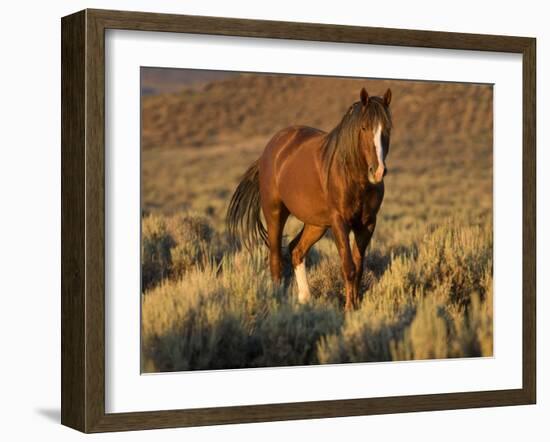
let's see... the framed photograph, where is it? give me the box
[61,9,536,433]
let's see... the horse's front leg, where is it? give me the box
[351,218,377,302]
[331,215,357,311]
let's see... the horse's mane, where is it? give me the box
[321,97,392,184]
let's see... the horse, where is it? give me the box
[227,88,392,310]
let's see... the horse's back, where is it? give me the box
[259,125,324,179]
[263,125,325,156]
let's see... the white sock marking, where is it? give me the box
[294,261,311,303]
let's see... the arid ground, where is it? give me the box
[140,69,493,372]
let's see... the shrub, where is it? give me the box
[141,267,250,371]
[412,221,493,307]
[253,303,343,367]
[141,247,281,371]
[317,303,415,364]
[390,296,449,360]
[142,214,174,290]
[141,213,216,291]
[166,213,214,278]
[144,302,249,371]
[308,256,375,306]
[317,221,493,364]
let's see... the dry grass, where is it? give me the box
[140,71,493,372]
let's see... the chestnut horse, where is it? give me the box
[227,88,392,310]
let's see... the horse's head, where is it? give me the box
[358,88,392,184]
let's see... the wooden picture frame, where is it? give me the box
[61,8,536,433]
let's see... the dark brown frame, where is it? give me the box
[61,8,536,433]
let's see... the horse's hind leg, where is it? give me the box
[263,201,289,285]
[289,224,327,303]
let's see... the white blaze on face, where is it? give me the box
[294,261,311,303]
[373,123,385,181]
[374,123,384,168]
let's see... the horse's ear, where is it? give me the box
[383,88,392,106]
[360,88,369,106]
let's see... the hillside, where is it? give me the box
[141,67,235,95]
[141,72,492,152]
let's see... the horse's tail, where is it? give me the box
[226,160,268,251]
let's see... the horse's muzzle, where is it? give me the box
[374,164,388,183]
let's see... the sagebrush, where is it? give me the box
[142,215,492,372]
